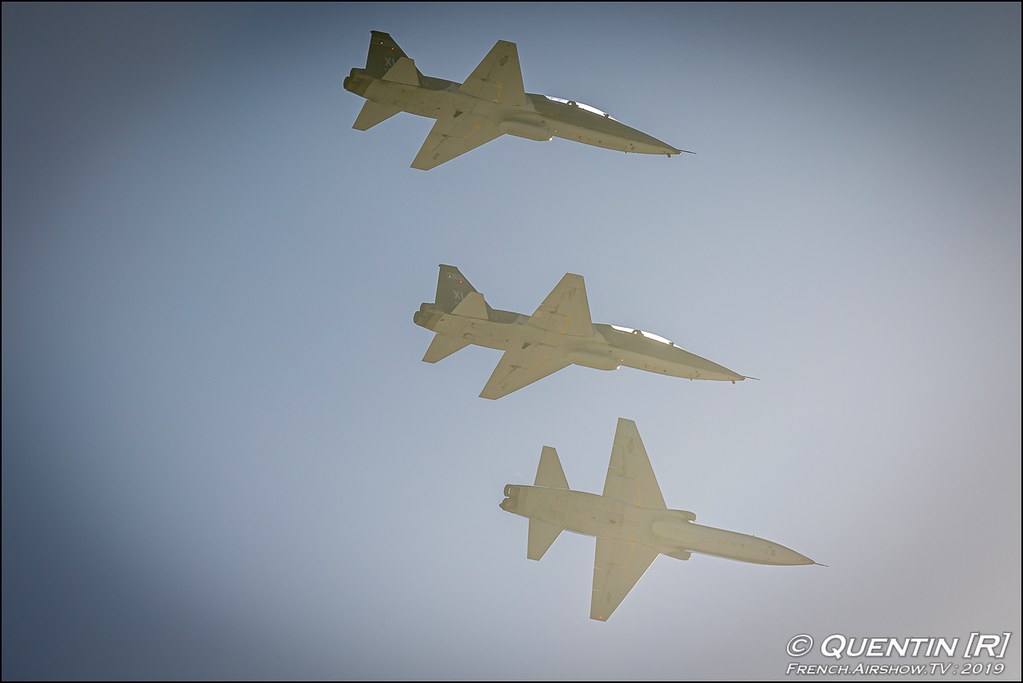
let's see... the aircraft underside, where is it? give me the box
[345,34,683,168]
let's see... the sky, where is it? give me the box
[2,3,1020,680]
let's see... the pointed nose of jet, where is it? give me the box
[639,134,684,156]
[616,121,686,156]
[780,548,815,566]
[640,135,691,157]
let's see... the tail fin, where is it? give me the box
[365,31,421,81]
[435,264,479,313]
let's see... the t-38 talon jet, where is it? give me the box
[413,265,751,399]
[501,418,819,620]
[343,31,688,169]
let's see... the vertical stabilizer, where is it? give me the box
[435,265,479,313]
[364,31,421,80]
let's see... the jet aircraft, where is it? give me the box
[343,31,687,169]
[414,265,750,399]
[501,418,818,621]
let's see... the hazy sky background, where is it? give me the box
[3,3,1020,680]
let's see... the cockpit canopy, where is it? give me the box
[608,324,678,347]
[543,95,616,120]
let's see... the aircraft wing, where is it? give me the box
[479,343,569,400]
[459,40,527,106]
[526,273,593,337]
[602,418,666,509]
[411,113,503,170]
[590,537,659,621]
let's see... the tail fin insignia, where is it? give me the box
[365,31,418,79]
[435,264,479,313]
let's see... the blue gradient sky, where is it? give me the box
[3,4,1020,680]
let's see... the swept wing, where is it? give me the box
[479,343,569,400]
[526,273,592,337]
[458,40,527,106]
[411,114,503,170]
[591,420,664,620]
[590,538,659,621]
[602,418,666,509]
[477,274,594,398]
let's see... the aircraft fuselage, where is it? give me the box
[414,302,744,382]
[345,68,682,156]
[501,484,813,566]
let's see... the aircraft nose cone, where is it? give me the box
[648,137,683,156]
[619,123,685,156]
[646,136,689,157]
[775,546,814,565]
[782,548,815,565]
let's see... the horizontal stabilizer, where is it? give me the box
[353,100,400,131]
[383,57,420,86]
[535,446,569,489]
[450,291,488,319]
[422,335,470,364]
[527,519,563,561]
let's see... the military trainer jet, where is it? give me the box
[501,418,818,620]
[343,31,687,169]
[413,265,750,399]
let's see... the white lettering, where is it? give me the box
[820,634,846,660]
